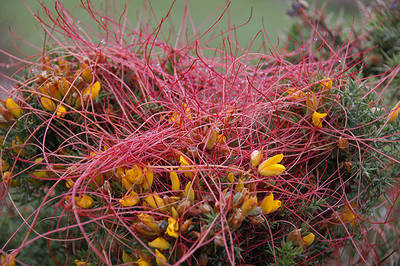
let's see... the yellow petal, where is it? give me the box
[250,150,263,168]
[321,76,332,90]
[75,194,94,209]
[166,217,179,238]
[1,254,15,266]
[155,249,168,265]
[136,257,152,266]
[241,195,258,216]
[148,237,171,250]
[306,91,318,111]
[121,177,133,190]
[388,100,400,123]
[205,127,218,150]
[179,155,193,179]
[183,182,195,202]
[171,207,179,219]
[170,170,180,191]
[258,154,284,170]
[142,165,154,191]
[80,63,93,83]
[83,81,101,100]
[125,165,143,184]
[144,195,165,209]
[119,191,139,207]
[41,97,57,112]
[57,105,67,117]
[260,193,281,214]
[302,233,315,246]
[312,111,327,128]
[258,164,286,177]
[138,214,159,232]
[122,250,134,263]
[235,178,244,192]
[226,172,235,183]
[5,98,23,118]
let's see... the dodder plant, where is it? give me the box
[0,1,399,265]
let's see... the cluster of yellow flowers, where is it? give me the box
[0,59,102,127]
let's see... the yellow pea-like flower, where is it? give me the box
[226,172,235,183]
[144,195,165,210]
[170,170,180,191]
[125,165,143,184]
[250,150,263,168]
[166,217,179,238]
[138,213,159,232]
[302,233,315,246]
[148,237,171,250]
[321,76,332,90]
[83,81,101,100]
[57,105,67,117]
[306,91,318,111]
[5,98,23,118]
[205,127,218,150]
[75,194,94,209]
[119,191,139,207]
[286,87,306,100]
[1,254,16,266]
[260,192,281,214]
[155,249,167,265]
[179,155,194,179]
[41,97,57,112]
[388,100,400,123]
[1,159,10,171]
[80,63,93,83]
[258,154,285,177]
[312,111,327,128]
[183,181,195,202]
[142,165,154,191]
[241,195,258,216]
[235,178,244,192]
[136,256,152,266]
[171,207,179,219]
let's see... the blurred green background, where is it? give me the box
[0,1,360,88]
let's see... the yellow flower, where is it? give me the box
[166,217,179,238]
[119,191,139,207]
[138,213,159,232]
[260,192,281,214]
[205,127,218,150]
[142,165,154,191]
[155,249,168,265]
[171,207,179,219]
[235,178,244,192]
[286,87,306,100]
[250,150,263,168]
[388,100,400,123]
[312,111,327,128]
[321,76,332,90]
[301,233,315,246]
[183,181,195,202]
[136,256,152,266]
[5,98,23,118]
[336,205,357,226]
[1,254,16,266]
[217,133,226,144]
[169,103,191,125]
[57,105,67,117]
[170,170,180,191]
[144,194,165,210]
[1,159,10,171]
[258,154,285,177]
[75,260,91,266]
[41,97,57,112]
[121,177,133,190]
[75,194,94,209]
[148,237,171,250]
[226,172,235,183]
[306,91,318,111]
[241,195,258,216]
[125,165,143,184]
[65,179,75,188]
[82,81,101,100]
[79,63,93,83]
[178,155,194,179]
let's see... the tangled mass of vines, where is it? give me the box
[1,1,400,265]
